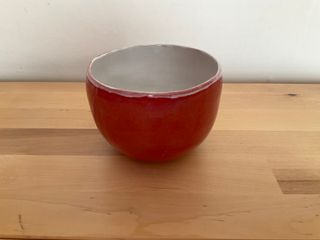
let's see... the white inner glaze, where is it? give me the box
[91,45,219,92]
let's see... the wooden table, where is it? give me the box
[0,82,319,240]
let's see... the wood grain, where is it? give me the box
[0,82,320,240]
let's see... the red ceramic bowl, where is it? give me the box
[87,45,222,162]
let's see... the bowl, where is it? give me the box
[86,45,222,162]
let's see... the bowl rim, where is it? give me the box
[87,44,222,98]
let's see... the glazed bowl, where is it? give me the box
[86,45,222,162]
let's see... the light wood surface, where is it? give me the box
[0,82,319,240]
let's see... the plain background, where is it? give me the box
[0,0,320,82]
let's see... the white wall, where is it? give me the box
[0,0,320,82]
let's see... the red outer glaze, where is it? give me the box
[86,76,222,162]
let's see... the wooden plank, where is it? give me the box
[0,82,320,240]
[215,109,320,131]
[0,193,319,239]
[0,82,88,109]
[0,108,95,129]
[0,83,320,131]
[0,154,319,239]
[0,82,94,129]
[0,130,320,238]
[0,129,112,156]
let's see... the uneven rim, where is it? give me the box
[87,44,222,98]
